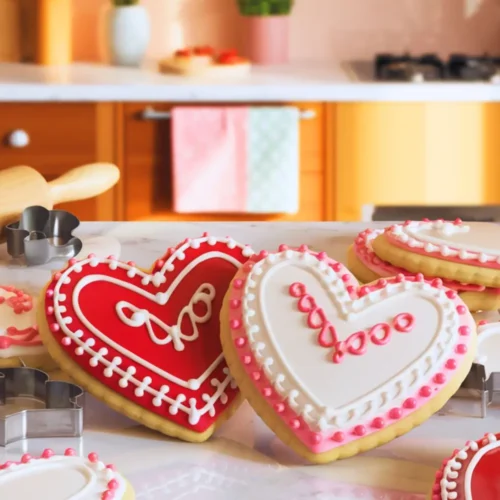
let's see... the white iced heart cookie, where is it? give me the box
[221,246,477,463]
[0,448,134,500]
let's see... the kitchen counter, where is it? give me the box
[1,221,499,499]
[1,61,500,102]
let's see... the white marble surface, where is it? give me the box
[0,61,500,102]
[0,221,499,500]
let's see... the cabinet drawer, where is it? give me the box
[0,103,117,221]
[0,103,98,172]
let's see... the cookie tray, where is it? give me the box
[0,367,84,446]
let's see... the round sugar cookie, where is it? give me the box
[220,245,477,464]
[347,228,500,312]
[430,432,500,499]
[0,285,56,370]
[0,448,134,499]
[372,220,500,288]
[474,319,500,377]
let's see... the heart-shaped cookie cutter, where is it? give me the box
[0,367,84,446]
[4,205,83,266]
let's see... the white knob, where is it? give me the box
[8,129,30,148]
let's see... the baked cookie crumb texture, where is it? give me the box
[222,245,476,463]
[0,448,133,500]
[432,432,500,499]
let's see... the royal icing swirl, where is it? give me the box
[0,449,126,500]
[354,228,500,294]
[0,285,44,359]
[433,432,500,499]
[44,235,253,432]
[227,245,475,454]
[384,219,500,269]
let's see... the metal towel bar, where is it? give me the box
[140,106,316,121]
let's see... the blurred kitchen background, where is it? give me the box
[2,0,500,223]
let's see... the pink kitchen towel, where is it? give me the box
[171,106,249,213]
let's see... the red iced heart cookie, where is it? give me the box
[39,235,254,442]
[432,432,500,499]
[221,245,476,463]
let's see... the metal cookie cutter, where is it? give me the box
[453,363,500,418]
[4,205,83,266]
[0,367,84,446]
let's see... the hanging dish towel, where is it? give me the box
[247,107,300,214]
[171,106,248,213]
[171,106,300,213]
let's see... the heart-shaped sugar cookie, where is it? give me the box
[221,246,476,463]
[432,432,500,499]
[38,235,253,442]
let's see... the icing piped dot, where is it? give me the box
[455,344,467,354]
[389,408,402,419]
[229,319,241,330]
[353,425,366,436]
[233,279,244,289]
[420,386,432,397]
[234,337,246,347]
[310,433,322,444]
[459,326,471,336]
[434,373,446,384]
[332,432,345,442]
[372,417,385,429]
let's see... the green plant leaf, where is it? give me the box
[236,0,294,16]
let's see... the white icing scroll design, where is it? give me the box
[116,283,216,351]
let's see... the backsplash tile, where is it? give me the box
[72,0,500,63]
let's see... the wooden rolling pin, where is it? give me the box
[0,163,120,235]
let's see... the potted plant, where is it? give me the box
[236,0,295,65]
[105,0,151,67]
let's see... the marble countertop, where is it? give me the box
[1,221,499,499]
[1,61,499,103]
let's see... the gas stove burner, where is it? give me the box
[448,53,500,81]
[375,53,445,82]
[374,53,500,82]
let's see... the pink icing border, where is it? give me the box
[355,228,500,295]
[385,219,500,271]
[227,245,475,455]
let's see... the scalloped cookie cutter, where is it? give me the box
[0,367,84,446]
[4,205,82,266]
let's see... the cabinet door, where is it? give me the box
[0,103,117,221]
[334,103,490,221]
[121,102,328,221]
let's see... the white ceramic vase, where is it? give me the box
[106,5,150,67]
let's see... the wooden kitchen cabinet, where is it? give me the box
[119,102,330,222]
[333,102,500,221]
[0,103,118,221]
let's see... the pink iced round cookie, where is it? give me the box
[431,432,500,499]
[0,285,50,368]
[0,448,134,499]
[221,245,477,464]
[372,219,500,288]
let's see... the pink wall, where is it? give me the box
[72,0,500,63]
